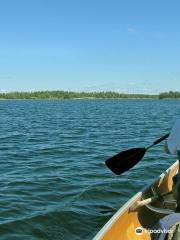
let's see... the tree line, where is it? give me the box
[159,91,180,99]
[0,91,179,99]
[0,91,158,99]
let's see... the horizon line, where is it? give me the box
[0,90,176,95]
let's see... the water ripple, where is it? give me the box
[0,99,178,239]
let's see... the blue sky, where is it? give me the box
[0,0,180,93]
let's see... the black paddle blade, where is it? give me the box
[105,148,146,175]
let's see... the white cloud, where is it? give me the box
[127,27,137,33]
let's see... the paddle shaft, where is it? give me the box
[146,133,170,151]
[130,191,172,211]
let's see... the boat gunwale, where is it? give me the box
[93,192,142,239]
[93,160,178,240]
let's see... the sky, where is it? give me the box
[0,0,180,94]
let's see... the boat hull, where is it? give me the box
[93,161,179,240]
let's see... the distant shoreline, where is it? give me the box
[0,97,159,100]
[0,91,179,99]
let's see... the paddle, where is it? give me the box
[105,133,170,175]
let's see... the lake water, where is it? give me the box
[0,99,179,240]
